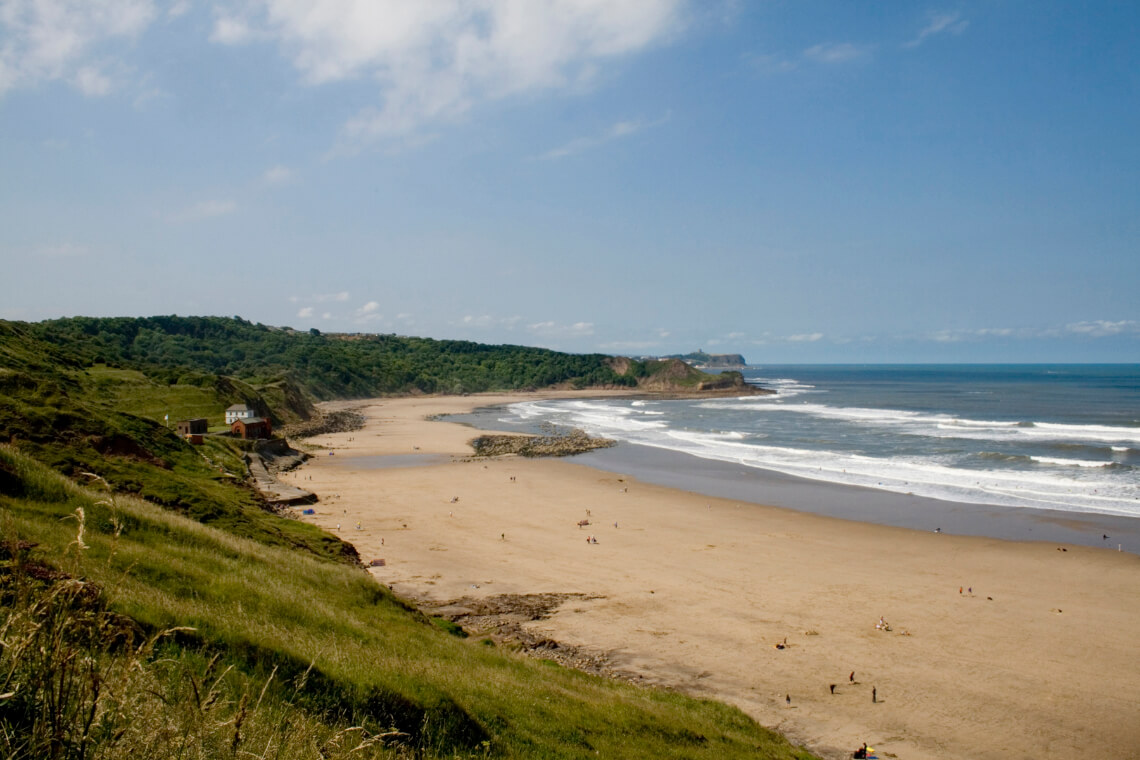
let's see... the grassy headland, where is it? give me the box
[0,317,813,759]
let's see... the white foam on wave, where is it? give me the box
[1112,446,1131,452]
[693,399,1140,446]
[748,377,819,399]
[506,399,1140,518]
[1030,456,1114,468]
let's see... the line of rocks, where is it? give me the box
[279,408,366,440]
[469,428,616,458]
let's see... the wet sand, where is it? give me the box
[283,393,1140,760]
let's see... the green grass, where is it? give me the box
[1,318,815,758]
[1,447,818,759]
[80,365,227,426]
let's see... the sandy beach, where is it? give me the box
[282,393,1140,760]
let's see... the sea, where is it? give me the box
[451,365,1140,548]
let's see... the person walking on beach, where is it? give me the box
[850,671,855,682]
[872,687,877,703]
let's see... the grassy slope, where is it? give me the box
[1,318,817,758]
[1,447,816,759]
[0,323,354,564]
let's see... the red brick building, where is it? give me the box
[232,416,272,439]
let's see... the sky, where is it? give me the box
[1,1,1138,363]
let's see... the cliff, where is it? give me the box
[607,358,769,396]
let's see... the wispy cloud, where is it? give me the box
[456,314,522,330]
[74,65,113,96]
[209,13,260,45]
[0,0,156,97]
[528,320,594,337]
[928,321,1139,342]
[262,165,293,185]
[166,198,237,222]
[747,41,870,74]
[1063,320,1139,338]
[742,51,798,74]
[297,306,314,318]
[210,1,687,147]
[929,327,1018,343]
[785,332,824,343]
[802,42,869,64]
[539,114,669,160]
[903,12,969,49]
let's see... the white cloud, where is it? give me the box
[73,64,112,95]
[928,321,1139,343]
[461,314,497,328]
[297,306,314,318]
[743,51,797,74]
[167,198,237,222]
[349,300,384,323]
[802,42,867,64]
[0,0,156,97]
[168,0,190,18]
[262,164,293,184]
[903,12,969,49]
[213,0,687,144]
[528,320,594,337]
[210,13,258,44]
[455,314,521,330]
[785,332,823,343]
[540,113,669,160]
[1064,320,1138,338]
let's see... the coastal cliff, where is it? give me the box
[606,357,769,396]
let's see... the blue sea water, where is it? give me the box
[480,365,1140,519]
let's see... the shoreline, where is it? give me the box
[449,403,1140,553]
[283,392,1140,760]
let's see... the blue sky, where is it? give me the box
[1,1,1137,362]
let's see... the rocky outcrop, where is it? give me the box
[279,408,366,439]
[469,428,616,457]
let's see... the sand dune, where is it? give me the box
[284,393,1140,760]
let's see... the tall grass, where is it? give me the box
[1,447,817,759]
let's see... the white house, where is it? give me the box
[225,403,256,425]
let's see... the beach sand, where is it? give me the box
[283,393,1140,760]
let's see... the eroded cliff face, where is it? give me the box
[602,358,769,396]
